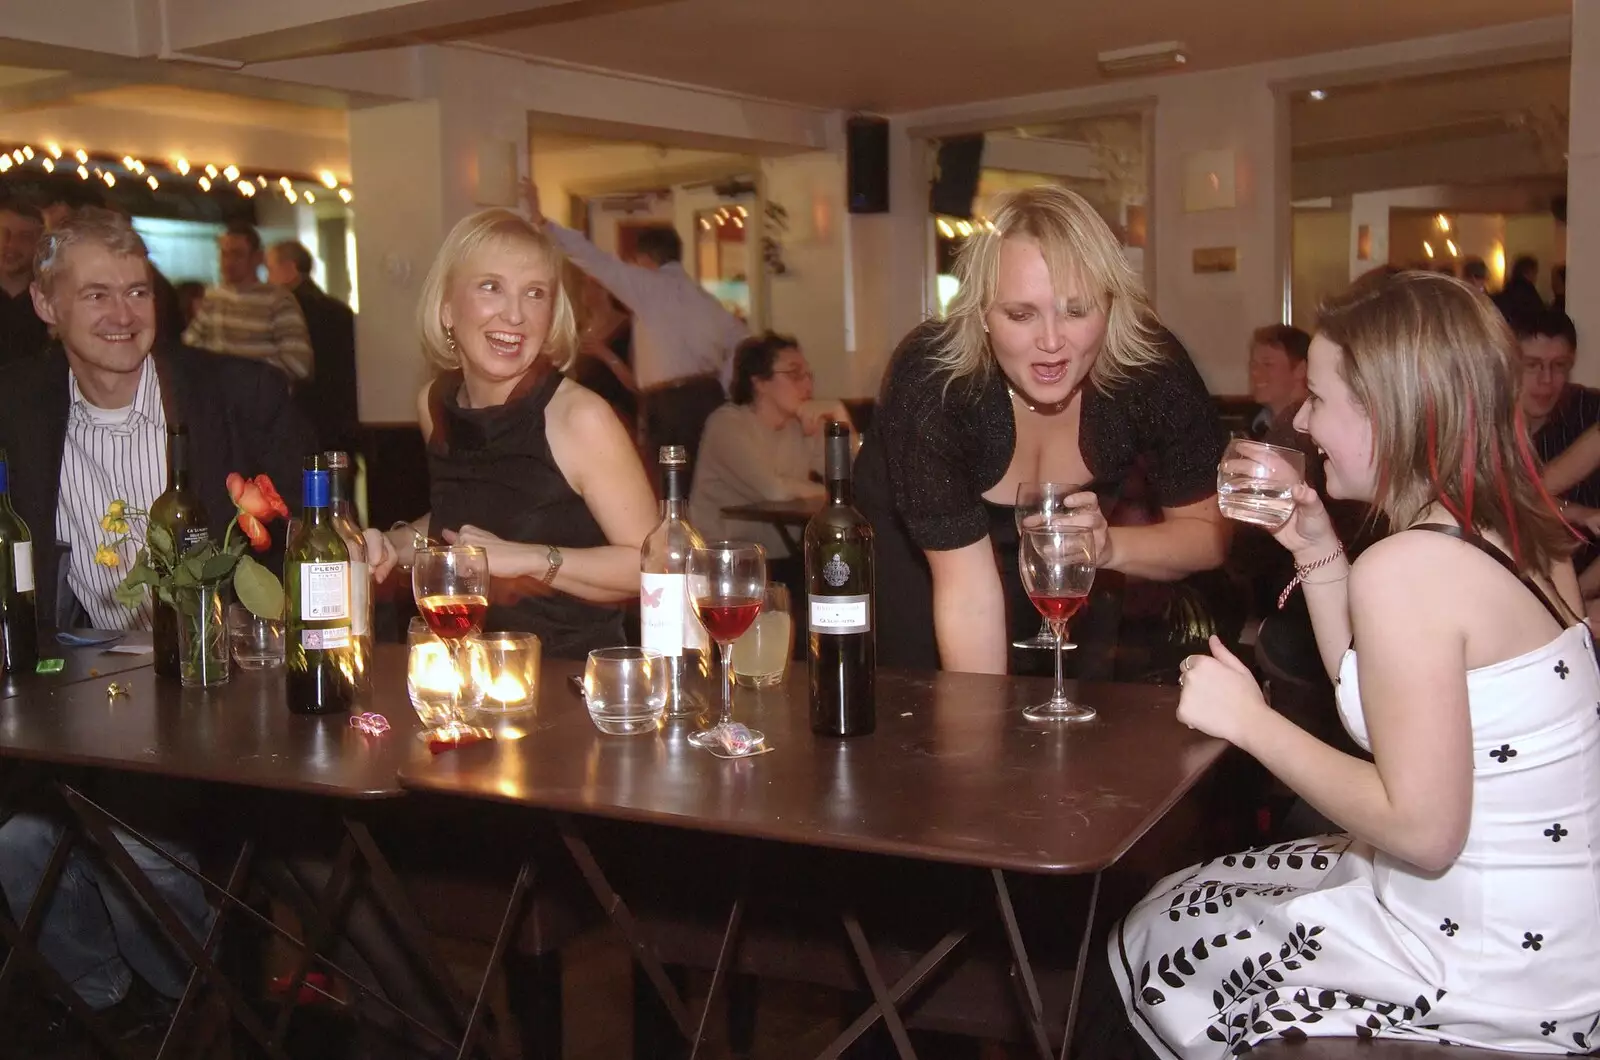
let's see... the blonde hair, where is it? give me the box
[416,208,578,373]
[934,185,1161,390]
[34,207,149,297]
[1316,270,1571,574]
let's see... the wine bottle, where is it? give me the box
[805,421,874,736]
[0,449,38,675]
[285,455,355,715]
[148,425,209,678]
[639,445,708,716]
[325,450,372,682]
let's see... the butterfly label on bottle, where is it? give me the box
[301,626,350,650]
[640,572,705,655]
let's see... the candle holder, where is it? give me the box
[468,633,541,739]
[406,618,487,744]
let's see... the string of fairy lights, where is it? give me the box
[0,141,352,205]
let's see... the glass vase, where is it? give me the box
[177,580,231,688]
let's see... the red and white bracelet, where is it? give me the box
[1277,544,1347,610]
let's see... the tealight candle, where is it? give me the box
[472,633,540,716]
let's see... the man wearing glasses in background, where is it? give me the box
[1519,310,1599,562]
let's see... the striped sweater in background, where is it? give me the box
[182,283,314,381]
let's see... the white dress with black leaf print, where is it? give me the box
[1112,622,1600,1057]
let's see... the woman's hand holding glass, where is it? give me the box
[1054,491,1113,569]
[1269,481,1342,561]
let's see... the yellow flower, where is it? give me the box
[93,545,120,569]
[100,514,116,532]
[105,499,127,520]
[111,519,130,535]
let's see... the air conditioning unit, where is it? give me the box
[1098,41,1188,78]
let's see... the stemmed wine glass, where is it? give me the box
[687,541,767,753]
[1013,482,1090,650]
[1018,526,1098,723]
[411,545,491,740]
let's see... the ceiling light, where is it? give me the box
[198,175,212,191]
[42,158,53,172]
[0,158,10,173]
[204,164,218,179]
[175,157,190,175]
[1436,214,1451,232]
[303,191,315,204]
[74,149,87,163]
[937,218,955,238]
[46,142,61,159]
[285,188,297,204]
[147,175,159,190]
[1097,41,1188,78]
[1423,241,1435,259]
[1308,89,1327,102]
[21,146,33,160]
[223,164,239,182]
[320,170,338,189]
[238,180,255,197]
[337,188,352,203]
[1446,239,1459,257]
[103,172,115,187]
[77,165,88,180]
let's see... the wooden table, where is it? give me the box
[0,630,155,700]
[401,659,1227,1059]
[0,645,519,1060]
[720,497,824,553]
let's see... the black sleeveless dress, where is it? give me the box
[427,367,625,659]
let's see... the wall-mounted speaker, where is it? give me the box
[847,116,890,215]
[930,135,984,219]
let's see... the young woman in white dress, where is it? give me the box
[1110,270,1600,1058]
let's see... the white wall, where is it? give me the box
[1347,193,1391,281]
[348,99,445,423]
[761,151,855,396]
[1291,208,1351,330]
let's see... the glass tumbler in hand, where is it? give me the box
[687,541,767,752]
[1018,526,1098,723]
[1216,439,1306,531]
[1013,481,1091,650]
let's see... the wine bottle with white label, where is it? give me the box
[285,455,355,715]
[640,445,708,716]
[0,449,38,675]
[325,450,372,682]
[805,421,874,736]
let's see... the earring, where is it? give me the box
[982,321,990,334]
[445,326,460,356]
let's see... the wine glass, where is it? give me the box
[1018,526,1098,723]
[412,545,489,661]
[1216,439,1305,531]
[1013,482,1091,650]
[686,541,767,753]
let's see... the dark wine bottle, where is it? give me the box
[805,421,874,736]
[149,425,209,678]
[0,449,39,675]
[285,455,356,715]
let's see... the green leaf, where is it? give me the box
[233,555,285,622]
[147,523,175,564]
[170,561,199,589]
[201,553,239,582]
[113,580,147,609]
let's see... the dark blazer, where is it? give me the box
[291,281,359,454]
[0,343,317,628]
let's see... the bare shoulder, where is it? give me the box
[1348,532,1463,614]
[549,376,623,435]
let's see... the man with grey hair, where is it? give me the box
[0,207,316,1027]
[267,238,358,452]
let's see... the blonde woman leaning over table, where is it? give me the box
[373,208,656,658]
[1095,271,1600,1060]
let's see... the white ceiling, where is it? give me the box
[470,0,1572,112]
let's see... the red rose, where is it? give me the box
[227,473,290,553]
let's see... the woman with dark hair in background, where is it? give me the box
[690,332,854,561]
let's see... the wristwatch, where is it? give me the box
[542,545,563,585]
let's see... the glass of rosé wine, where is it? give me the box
[1018,526,1098,723]
[412,544,490,675]
[686,541,767,754]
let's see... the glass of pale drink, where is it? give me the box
[731,582,792,688]
[1217,439,1306,530]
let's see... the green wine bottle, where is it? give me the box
[0,449,39,675]
[285,455,355,715]
[148,425,209,678]
[325,451,372,682]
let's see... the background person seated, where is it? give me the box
[690,332,854,561]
